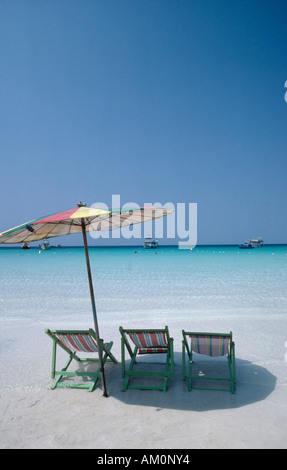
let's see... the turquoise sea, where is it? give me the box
[0,244,287,391]
[1,244,286,323]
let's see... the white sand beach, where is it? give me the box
[1,0,286,452]
[1,316,286,450]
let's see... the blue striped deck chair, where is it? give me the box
[45,329,117,392]
[182,331,236,393]
[119,326,174,392]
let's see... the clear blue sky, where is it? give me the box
[0,0,286,245]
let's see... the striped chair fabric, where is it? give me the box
[53,332,100,353]
[127,331,168,354]
[189,334,230,357]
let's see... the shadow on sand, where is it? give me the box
[100,351,277,412]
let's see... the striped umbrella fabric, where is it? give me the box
[0,205,173,244]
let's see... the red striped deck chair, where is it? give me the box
[119,326,174,392]
[45,329,117,392]
[182,331,236,393]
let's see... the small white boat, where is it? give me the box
[143,238,158,249]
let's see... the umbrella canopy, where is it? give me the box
[0,203,174,396]
[0,205,173,244]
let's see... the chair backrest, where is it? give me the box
[186,332,232,357]
[51,331,99,353]
[122,327,170,354]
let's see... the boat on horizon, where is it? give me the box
[143,238,158,249]
[21,242,30,249]
[238,242,254,249]
[239,237,264,249]
[39,241,51,250]
[247,237,264,247]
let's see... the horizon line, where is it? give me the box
[1,243,287,248]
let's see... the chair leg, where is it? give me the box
[163,349,171,392]
[232,343,236,384]
[188,357,192,391]
[123,351,137,391]
[88,372,101,392]
[51,353,74,389]
[121,337,126,379]
[229,341,236,393]
[182,342,186,380]
[187,349,193,391]
[103,341,117,364]
[228,355,234,394]
[51,341,57,379]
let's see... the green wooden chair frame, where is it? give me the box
[119,326,174,392]
[45,328,117,392]
[182,330,236,393]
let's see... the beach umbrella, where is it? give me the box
[0,202,174,396]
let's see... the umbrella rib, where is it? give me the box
[9,226,36,243]
[38,222,70,238]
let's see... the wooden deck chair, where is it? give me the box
[182,330,236,393]
[45,329,117,392]
[119,326,174,392]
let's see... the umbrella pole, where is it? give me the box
[81,221,108,397]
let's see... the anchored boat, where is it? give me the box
[247,237,264,247]
[21,242,30,249]
[143,238,158,249]
[239,242,254,249]
[239,237,263,249]
[39,241,51,250]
